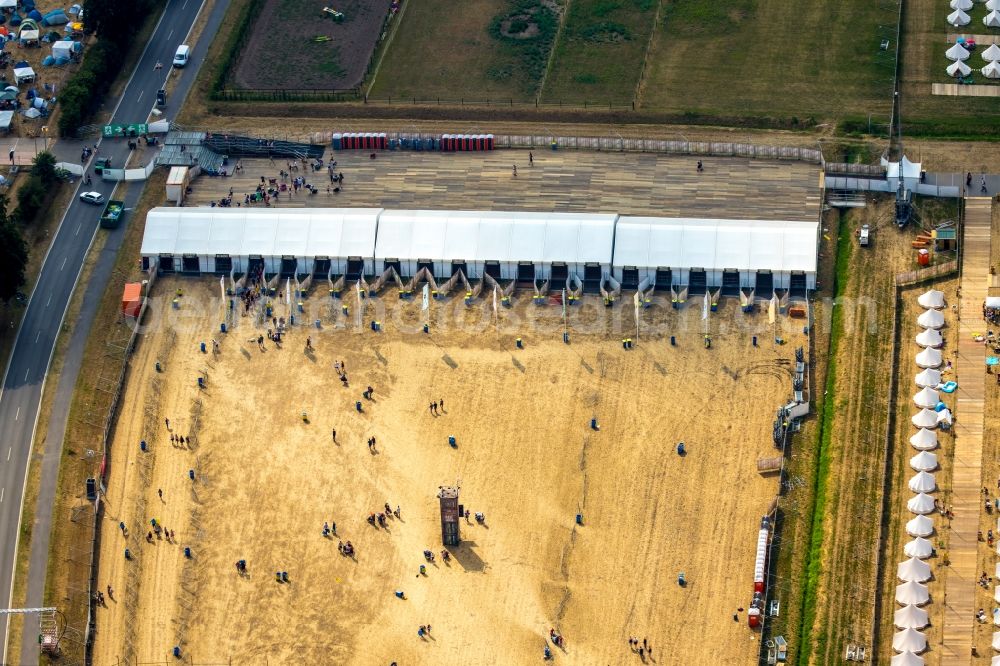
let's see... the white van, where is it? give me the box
[172,45,190,68]
[859,224,870,247]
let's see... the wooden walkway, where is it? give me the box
[932,83,1000,98]
[940,197,992,664]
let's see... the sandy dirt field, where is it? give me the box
[91,277,806,665]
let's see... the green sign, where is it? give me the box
[102,123,148,137]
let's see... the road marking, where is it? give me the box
[60,257,67,271]
[6,447,10,461]
[45,294,51,307]
[1,488,4,503]
[34,331,40,344]
[75,223,81,236]
[136,90,143,103]
[23,369,28,382]
[167,29,174,40]
[13,408,17,421]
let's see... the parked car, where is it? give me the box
[79,191,104,205]
[173,45,190,67]
[859,224,870,247]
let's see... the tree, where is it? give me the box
[15,177,46,225]
[83,0,157,41]
[31,151,57,186]
[0,194,27,302]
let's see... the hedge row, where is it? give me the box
[57,39,121,137]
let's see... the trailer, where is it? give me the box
[100,199,125,229]
[165,166,190,204]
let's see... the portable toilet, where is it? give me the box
[332,133,342,150]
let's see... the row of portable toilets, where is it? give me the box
[332,133,495,152]
[893,289,950,666]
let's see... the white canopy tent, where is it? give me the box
[946,42,971,61]
[907,493,936,514]
[891,652,925,666]
[892,627,928,653]
[897,557,932,583]
[896,580,930,605]
[915,328,943,348]
[0,0,14,8]
[913,387,940,409]
[917,289,945,309]
[906,514,934,537]
[909,451,938,472]
[984,44,1000,61]
[984,61,1000,79]
[937,408,953,426]
[909,428,938,451]
[911,409,939,428]
[986,10,1000,27]
[915,348,942,368]
[904,537,934,559]
[948,9,971,26]
[895,604,930,630]
[908,471,937,493]
[951,0,973,9]
[947,59,972,77]
[914,368,941,388]
[917,309,945,329]
[610,217,819,291]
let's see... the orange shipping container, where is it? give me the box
[121,283,142,318]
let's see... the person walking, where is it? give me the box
[332,428,337,443]
[529,152,533,166]
[439,398,444,412]
[512,164,518,177]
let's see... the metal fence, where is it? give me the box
[825,163,887,178]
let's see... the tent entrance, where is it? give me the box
[550,262,568,283]
[721,270,740,297]
[181,255,199,274]
[789,272,807,297]
[141,257,150,272]
[583,263,602,293]
[484,261,501,280]
[688,269,707,296]
[517,262,535,281]
[451,260,467,277]
[214,255,232,274]
[313,258,331,277]
[620,266,639,290]
[159,254,175,273]
[417,260,434,277]
[346,257,365,281]
[755,271,773,295]
[383,259,402,277]
[655,268,672,289]
[280,256,297,278]
[247,256,264,278]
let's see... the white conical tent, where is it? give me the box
[951,0,973,9]
[897,557,932,583]
[984,44,1000,61]
[915,348,942,368]
[906,514,934,537]
[992,656,1000,666]
[909,471,936,493]
[905,537,934,559]
[986,10,1000,27]
[917,289,945,308]
[910,428,938,450]
[915,328,943,348]
[914,368,941,388]
[993,631,1000,650]
[893,627,928,653]
[937,408,953,426]
[894,604,929,629]
[995,585,1000,603]
[917,309,945,329]
[913,387,940,408]
[891,652,925,666]
[946,42,971,61]
[896,580,930,605]
[989,0,1000,11]
[912,409,939,428]
[984,60,1000,79]
[948,9,971,26]
[909,451,938,472]
[907,492,936,514]
[948,60,973,77]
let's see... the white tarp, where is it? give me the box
[947,59,972,77]
[986,9,1000,27]
[909,450,938,472]
[915,328,943,348]
[948,9,971,26]
[907,492,936,515]
[908,471,936,493]
[892,628,927,653]
[891,652,924,666]
[894,604,930,630]
[946,42,971,61]
[913,387,940,409]
[911,409,938,428]
[917,309,944,329]
[914,368,941,388]
[896,580,930,605]
[915,348,942,368]
[904,537,934,559]
[905,514,934,537]
[917,289,945,309]
[909,428,938,451]
[984,61,1000,79]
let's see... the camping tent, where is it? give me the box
[915,328,943,348]
[908,471,936,493]
[948,9,971,26]
[993,631,1000,651]
[914,368,941,388]
[993,656,1000,666]
[0,110,13,135]
[989,0,1000,10]
[907,493,936,514]
[891,652,925,666]
[909,428,938,451]
[946,42,971,61]
[51,40,79,61]
[906,514,934,537]
[913,387,940,409]
[909,451,938,472]
[892,628,927,653]
[895,604,930,629]
[983,44,1000,61]
[911,409,938,428]
[915,348,942,368]
[0,0,14,7]
[917,309,944,329]
[984,61,1000,79]
[904,537,934,559]
[897,558,931,583]
[947,59,972,77]
[937,408,952,426]
[986,10,1000,27]
[13,66,35,85]
[951,0,973,9]
[917,289,945,309]
[896,580,930,605]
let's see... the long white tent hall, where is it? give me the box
[140,208,820,295]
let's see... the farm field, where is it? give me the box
[231,0,393,90]
[89,277,807,664]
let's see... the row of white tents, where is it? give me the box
[946,59,1000,78]
[947,0,1000,27]
[894,290,948,663]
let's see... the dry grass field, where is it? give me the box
[90,277,806,664]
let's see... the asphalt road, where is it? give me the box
[0,0,231,662]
